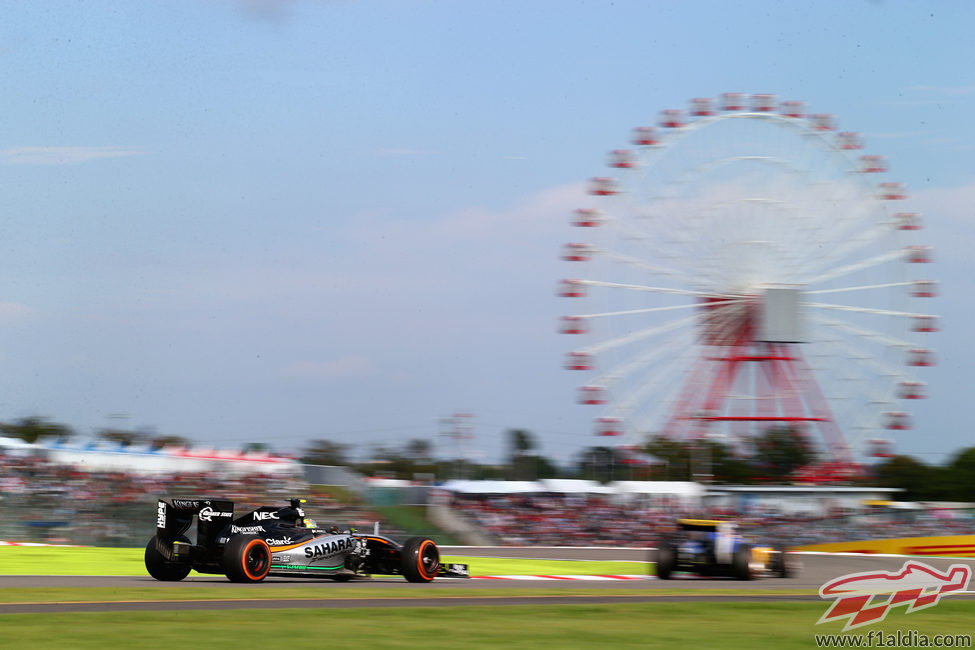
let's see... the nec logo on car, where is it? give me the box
[253,511,279,521]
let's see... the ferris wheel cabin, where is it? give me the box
[559,316,588,335]
[895,212,922,231]
[911,280,937,298]
[564,351,593,371]
[588,177,617,196]
[751,93,777,112]
[810,113,837,131]
[571,208,604,228]
[780,100,806,118]
[898,381,927,400]
[689,97,715,116]
[860,155,888,173]
[595,416,623,436]
[631,126,659,146]
[658,109,686,128]
[719,92,747,111]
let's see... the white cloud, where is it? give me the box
[281,355,373,381]
[910,183,975,264]
[912,183,975,221]
[376,148,441,156]
[0,146,146,165]
[864,131,926,140]
[235,0,303,22]
[0,302,32,324]
[348,181,583,245]
[904,84,975,97]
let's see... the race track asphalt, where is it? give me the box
[3,548,974,613]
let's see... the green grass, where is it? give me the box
[0,546,645,577]
[0,586,815,604]
[373,504,464,544]
[3,546,973,648]
[3,602,975,649]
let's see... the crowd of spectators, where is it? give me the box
[6,449,975,549]
[448,491,975,548]
[0,452,376,546]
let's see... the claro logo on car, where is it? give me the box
[304,536,354,559]
[266,537,294,547]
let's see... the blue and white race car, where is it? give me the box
[654,518,796,580]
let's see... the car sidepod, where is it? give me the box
[265,532,357,578]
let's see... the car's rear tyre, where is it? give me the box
[655,542,675,580]
[223,536,271,583]
[144,536,192,581]
[772,546,795,578]
[732,545,753,581]
[401,537,439,583]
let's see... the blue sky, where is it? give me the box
[0,0,972,466]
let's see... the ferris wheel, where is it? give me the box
[559,93,937,475]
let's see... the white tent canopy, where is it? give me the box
[438,480,542,494]
[438,479,703,500]
[537,479,614,494]
[609,481,705,497]
[0,436,42,456]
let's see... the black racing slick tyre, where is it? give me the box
[655,543,675,580]
[401,537,440,583]
[144,536,192,582]
[732,545,753,581]
[771,546,796,578]
[223,536,272,583]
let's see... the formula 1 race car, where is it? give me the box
[654,519,797,580]
[145,497,469,583]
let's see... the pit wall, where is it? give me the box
[795,535,975,557]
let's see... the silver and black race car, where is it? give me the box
[145,497,469,583]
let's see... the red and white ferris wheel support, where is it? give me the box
[559,93,937,477]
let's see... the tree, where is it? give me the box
[873,454,934,501]
[576,446,631,483]
[149,435,190,450]
[507,428,537,480]
[97,428,146,446]
[752,426,817,481]
[705,440,756,484]
[643,436,692,481]
[0,416,74,444]
[943,447,975,502]
[301,439,351,466]
[404,438,433,464]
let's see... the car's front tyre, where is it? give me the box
[732,545,753,581]
[401,537,439,583]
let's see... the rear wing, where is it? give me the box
[155,498,234,559]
